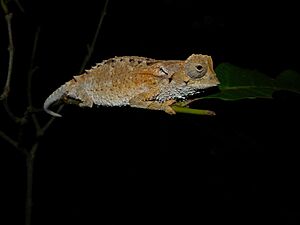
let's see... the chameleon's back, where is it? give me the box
[73,56,166,106]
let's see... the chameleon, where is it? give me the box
[43,54,219,117]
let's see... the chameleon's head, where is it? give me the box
[182,54,220,89]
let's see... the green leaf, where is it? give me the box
[174,63,300,115]
[276,70,300,93]
[202,63,300,101]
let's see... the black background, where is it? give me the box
[1,1,300,224]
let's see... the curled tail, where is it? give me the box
[43,84,67,117]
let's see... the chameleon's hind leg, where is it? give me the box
[78,96,93,108]
[64,89,94,108]
[129,91,176,115]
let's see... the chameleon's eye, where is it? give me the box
[185,63,207,79]
[195,65,203,71]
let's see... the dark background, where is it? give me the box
[1,1,300,224]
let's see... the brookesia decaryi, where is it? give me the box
[44,54,219,117]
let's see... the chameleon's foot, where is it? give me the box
[148,99,176,115]
[162,100,176,115]
[79,100,93,108]
[129,95,177,114]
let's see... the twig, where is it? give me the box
[172,106,216,116]
[24,142,38,225]
[0,0,8,14]
[80,0,109,73]
[27,27,41,133]
[14,0,24,13]
[0,129,18,148]
[0,12,14,100]
[3,98,21,123]
[27,27,40,107]
[0,129,28,155]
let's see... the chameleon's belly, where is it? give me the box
[84,82,151,107]
[81,72,161,107]
[87,89,132,106]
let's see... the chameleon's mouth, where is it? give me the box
[186,78,220,88]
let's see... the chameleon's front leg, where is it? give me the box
[129,91,176,115]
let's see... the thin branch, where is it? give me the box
[25,142,38,225]
[172,106,216,116]
[27,27,40,107]
[14,0,24,13]
[27,27,41,133]
[3,98,22,123]
[25,106,41,136]
[79,0,109,73]
[0,0,8,14]
[0,129,28,156]
[0,129,18,148]
[32,113,41,134]
[1,12,14,100]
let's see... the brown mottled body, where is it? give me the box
[44,54,219,117]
